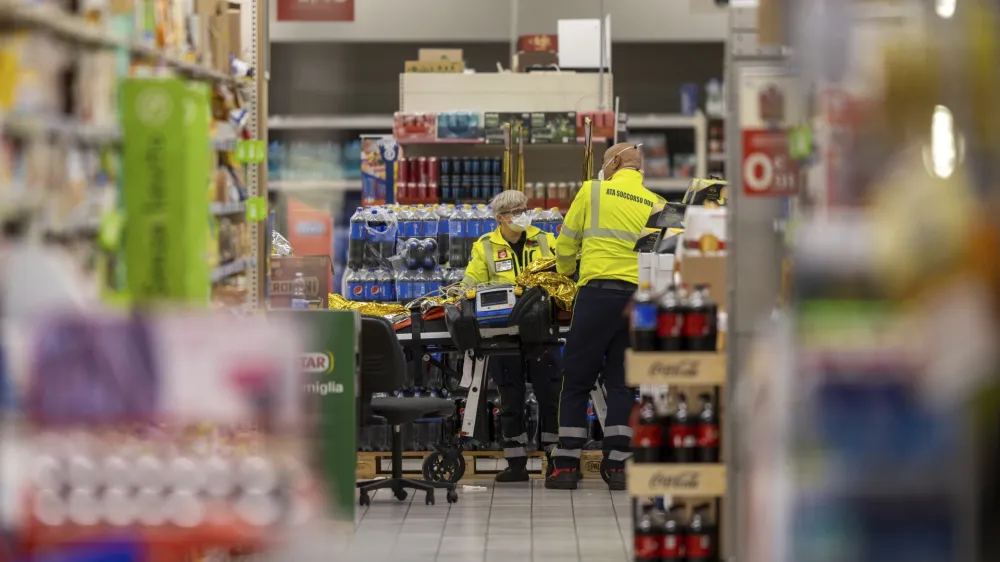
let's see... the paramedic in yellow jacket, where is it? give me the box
[547,142,664,491]
[462,190,561,482]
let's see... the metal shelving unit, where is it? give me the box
[268,114,394,131]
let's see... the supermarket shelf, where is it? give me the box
[268,179,362,192]
[627,463,727,497]
[645,178,692,192]
[211,257,255,282]
[627,112,705,129]
[0,2,243,86]
[626,350,726,386]
[210,201,246,215]
[1,115,121,145]
[268,114,393,130]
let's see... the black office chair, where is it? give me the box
[356,316,459,506]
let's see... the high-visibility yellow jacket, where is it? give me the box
[555,169,664,286]
[462,225,556,285]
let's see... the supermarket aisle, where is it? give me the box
[338,480,632,562]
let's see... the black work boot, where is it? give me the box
[544,467,579,490]
[605,467,626,491]
[495,459,530,483]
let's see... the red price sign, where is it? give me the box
[277,0,353,21]
[741,129,799,196]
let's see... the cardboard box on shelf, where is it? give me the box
[484,112,531,144]
[518,34,558,53]
[418,48,464,62]
[270,256,332,309]
[679,254,727,310]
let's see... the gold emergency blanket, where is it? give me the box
[516,257,577,310]
[328,293,407,317]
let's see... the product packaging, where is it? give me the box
[270,256,332,309]
[360,135,398,206]
[393,112,437,143]
[576,111,615,140]
[436,111,483,140]
[485,112,530,144]
[529,112,577,144]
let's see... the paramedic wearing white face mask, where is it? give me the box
[548,142,665,491]
[461,190,561,482]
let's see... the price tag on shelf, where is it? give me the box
[245,197,267,222]
[235,140,266,163]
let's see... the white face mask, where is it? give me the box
[599,143,644,180]
[508,213,532,232]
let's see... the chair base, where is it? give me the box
[357,478,458,506]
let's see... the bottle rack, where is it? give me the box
[626,349,727,561]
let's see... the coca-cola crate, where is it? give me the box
[627,463,727,498]
[625,350,726,386]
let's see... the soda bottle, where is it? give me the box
[437,204,451,265]
[421,206,438,240]
[660,506,687,562]
[686,504,716,562]
[696,393,720,463]
[382,209,399,259]
[684,284,718,351]
[632,395,661,463]
[455,397,467,437]
[467,204,485,242]
[634,502,662,561]
[396,269,411,302]
[364,210,382,268]
[291,272,309,309]
[420,239,438,269]
[377,267,395,302]
[657,285,685,352]
[585,400,602,450]
[525,390,539,451]
[630,283,658,351]
[396,206,411,243]
[670,393,696,463]
[344,268,363,301]
[484,205,499,233]
[348,207,366,269]
[362,268,377,302]
[548,207,564,235]
[412,205,427,238]
[412,268,427,298]
[429,267,444,295]
[448,205,468,267]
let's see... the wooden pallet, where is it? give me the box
[356,450,606,481]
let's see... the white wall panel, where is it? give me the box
[270,0,728,43]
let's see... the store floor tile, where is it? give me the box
[325,479,632,562]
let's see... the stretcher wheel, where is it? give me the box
[446,490,459,504]
[358,492,371,506]
[425,492,435,505]
[422,451,466,483]
[394,488,408,501]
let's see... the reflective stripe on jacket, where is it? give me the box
[555,169,664,287]
[461,225,555,285]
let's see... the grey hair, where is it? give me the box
[490,190,529,217]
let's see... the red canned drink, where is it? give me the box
[398,157,410,185]
[427,157,439,184]
[417,157,429,184]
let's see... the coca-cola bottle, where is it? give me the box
[670,393,696,463]
[696,393,720,463]
[686,503,717,562]
[455,398,467,437]
[683,284,719,351]
[634,502,662,561]
[657,285,685,352]
[660,505,687,562]
[632,395,662,463]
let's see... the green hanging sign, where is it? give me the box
[245,196,267,222]
[235,140,266,163]
[788,125,813,160]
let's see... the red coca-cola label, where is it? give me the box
[661,534,684,559]
[686,534,712,559]
[669,425,696,449]
[635,424,662,448]
[634,535,662,560]
[697,423,719,448]
[683,311,709,338]
[657,311,683,338]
